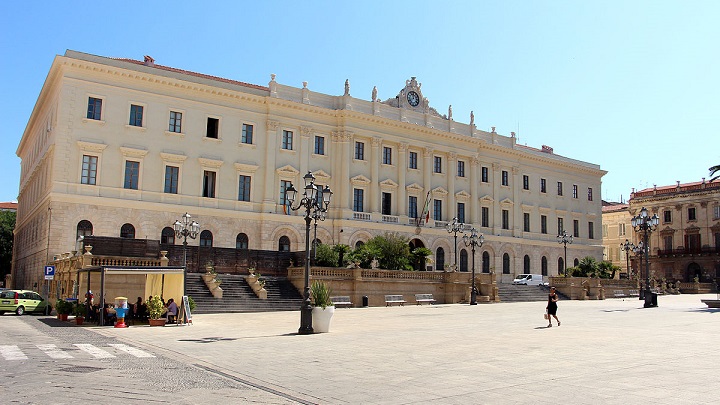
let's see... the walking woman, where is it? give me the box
[547,286,560,327]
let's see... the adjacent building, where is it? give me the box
[12,50,606,290]
[601,201,632,277]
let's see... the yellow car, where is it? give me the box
[0,290,52,316]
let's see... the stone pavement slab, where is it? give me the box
[92,293,720,404]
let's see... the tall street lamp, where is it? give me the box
[620,239,636,279]
[173,213,200,297]
[632,241,644,299]
[463,228,484,305]
[557,230,573,277]
[446,217,465,271]
[286,171,332,335]
[631,207,659,308]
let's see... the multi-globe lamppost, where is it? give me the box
[557,230,573,277]
[631,207,659,308]
[446,217,465,271]
[620,239,636,280]
[463,228,484,305]
[286,171,332,335]
[173,213,200,297]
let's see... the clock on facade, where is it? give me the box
[407,91,420,107]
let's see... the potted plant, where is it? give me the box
[310,280,335,333]
[73,303,87,325]
[55,299,72,321]
[147,295,166,326]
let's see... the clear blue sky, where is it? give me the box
[1,1,718,203]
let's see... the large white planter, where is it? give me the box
[311,306,335,333]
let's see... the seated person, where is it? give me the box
[166,298,178,324]
[104,304,117,326]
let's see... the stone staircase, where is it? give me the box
[185,274,303,313]
[497,283,553,303]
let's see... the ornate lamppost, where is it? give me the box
[620,239,636,279]
[463,228,484,305]
[631,207,659,308]
[446,217,465,271]
[557,230,573,277]
[286,171,332,335]
[173,213,200,297]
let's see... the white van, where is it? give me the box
[512,274,546,286]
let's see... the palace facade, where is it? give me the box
[12,50,606,290]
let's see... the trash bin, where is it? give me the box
[362,295,369,307]
[651,292,658,307]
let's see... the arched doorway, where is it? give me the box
[435,247,445,271]
[409,238,427,271]
[482,251,490,273]
[460,249,468,272]
[686,262,702,282]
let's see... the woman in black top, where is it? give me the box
[546,286,560,327]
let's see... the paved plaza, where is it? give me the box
[84,293,719,404]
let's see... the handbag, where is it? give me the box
[543,313,549,320]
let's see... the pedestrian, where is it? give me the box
[546,286,560,327]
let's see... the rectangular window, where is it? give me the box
[87,97,102,120]
[587,187,593,201]
[457,161,465,177]
[523,213,530,232]
[715,205,720,219]
[688,207,697,221]
[664,235,673,251]
[238,175,251,202]
[574,219,580,237]
[381,192,392,215]
[81,155,98,185]
[280,180,292,214]
[523,175,529,190]
[169,111,182,133]
[434,156,442,173]
[282,130,293,150]
[603,224,608,238]
[541,178,547,193]
[502,209,509,230]
[433,199,442,221]
[541,215,548,234]
[206,117,219,138]
[203,171,216,198]
[315,136,325,155]
[409,196,418,218]
[355,141,365,160]
[353,188,364,212]
[482,167,489,183]
[664,210,672,223]
[588,221,595,239]
[457,202,465,224]
[572,184,578,199]
[481,207,489,227]
[123,161,140,190]
[687,234,701,252]
[557,182,563,196]
[502,170,509,186]
[383,146,392,165]
[241,124,254,144]
[129,104,143,127]
[164,166,179,194]
[557,218,564,234]
[409,151,418,169]
[618,223,626,237]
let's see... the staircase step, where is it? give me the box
[184,273,303,313]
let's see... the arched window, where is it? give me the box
[503,253,510,274]
[482,251,490,273]
[77,220,93,239]
[279,236,291,252]
[558,257,564,275]
[312,238,322,250]
[200,230,213,247]
[161,227,175,244]
[459,249,468,272]
[120,223,135,239]
[574,258,579,267]
[355,240,364,249]
[435,247,445,271]
[236,233,249,249]
[524,255,531,273]
[541,256,548,276]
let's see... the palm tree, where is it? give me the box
[709,164,720,182]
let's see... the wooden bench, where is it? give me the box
[415,293,436,305]
[612,290,627,298]
[385,295,406,306]
[330,296,353,308]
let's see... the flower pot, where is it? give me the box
[58,314,69,321]
[149,318,166,327]
[75,316,85,325]
[311,306,335,333]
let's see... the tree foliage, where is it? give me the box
[568,256,617,279]
[346,233,413,270]
[0,210,15,280]
[314,243,339,267]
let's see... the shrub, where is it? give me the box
[55,299,73,315]
[147,295,165,320]
[315,243,339,267]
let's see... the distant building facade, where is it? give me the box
[601,201,633,278]
[12,50,606,290]
[0,202,18,212]
[628,180,720,282]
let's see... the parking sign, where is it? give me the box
[44,265,55,280]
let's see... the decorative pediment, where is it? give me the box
[479,195,494,204]
[312,169,331,182]
[684,224,701,234]
[276,165,299,177]
[380,179,398,190]
[500,198,514,207]
[160,152,187,163]
[234,162,259,173]
[406,183,424,193]
[659,226,676,235]
[350,175,371,186]
[521,203,534,211]
[77,140,107,153]
[455,190,471,202]
[120,146,148,159]
[431,187,448,197]
[538,206,552,214]
[198,157,223,169]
